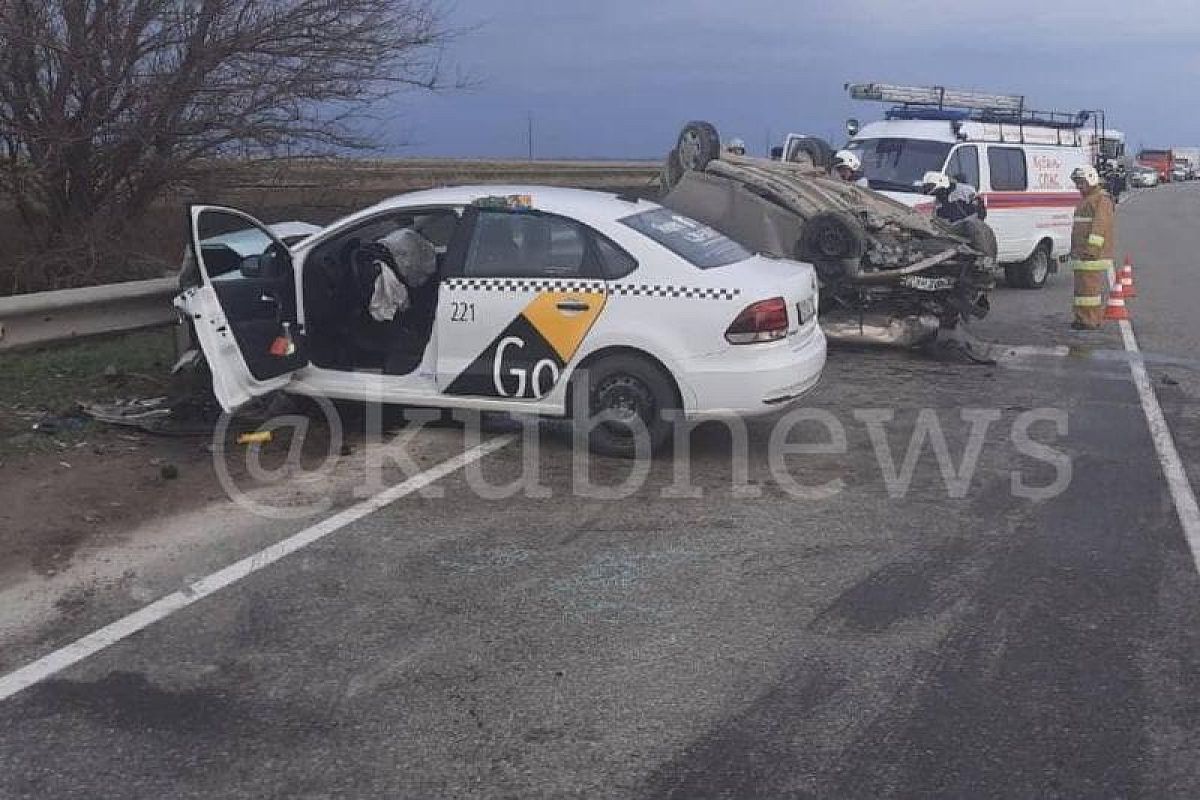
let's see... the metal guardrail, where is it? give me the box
[0,161,665,352]
[0,277,180,352]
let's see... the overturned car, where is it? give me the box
[659,122,997,353]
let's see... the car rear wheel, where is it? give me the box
[572,355,676,458]
[1005,242,1051,289]
[676,121,721,172]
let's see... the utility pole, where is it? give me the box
[527,111,534,161]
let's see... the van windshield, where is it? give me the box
[847,138,953,193]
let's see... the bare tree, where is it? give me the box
[0,0,456,289]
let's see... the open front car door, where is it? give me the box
[175,205,308,411]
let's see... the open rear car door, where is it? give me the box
[175,205,308,411]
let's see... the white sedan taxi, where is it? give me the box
[175,186,826,456]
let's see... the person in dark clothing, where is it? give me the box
[921,170,987,224]
[1104,164,1126,204]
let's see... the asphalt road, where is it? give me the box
[2,186,1200,799]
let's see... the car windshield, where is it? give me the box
[848,138,954,193]
[619,207,751,269]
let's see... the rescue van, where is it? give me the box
[838,83,1111,289]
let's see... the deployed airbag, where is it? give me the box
[369,266,409,322]
[377,228,437,288]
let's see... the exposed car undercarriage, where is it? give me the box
[659,121,999,359]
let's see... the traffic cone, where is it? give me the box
[1104,288,1130,321]
[1120,255,1137,299]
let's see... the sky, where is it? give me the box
[373,0,1200,159]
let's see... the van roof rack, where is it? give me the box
[847,81,1091,131]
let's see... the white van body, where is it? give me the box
[843,118,1090,288]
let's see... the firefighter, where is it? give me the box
[1069,164,1115,330]
[833,149,861,182]
[725,137,747,156]
[920,171,987,223]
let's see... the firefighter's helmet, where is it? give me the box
[1071,165,1101,188]
[833,150,861,173]
[921,171,952,195]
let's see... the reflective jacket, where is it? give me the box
[1071,187,1115,262]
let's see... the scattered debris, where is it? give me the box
[32,411,90,435]
[160,463,180,480]
[81,396,217,436]
[1161,374,1180,386]
[237,431,273,445]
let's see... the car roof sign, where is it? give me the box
[473,193,533,210]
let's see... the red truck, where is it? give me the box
[1138,149,1174,182]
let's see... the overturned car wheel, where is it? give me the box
[785,136,836,170]
[661,147,685,191]
[950,217,998,259]
[798,210,867,276]
[676,121,722,172]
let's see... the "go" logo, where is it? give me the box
[493,336,560,398]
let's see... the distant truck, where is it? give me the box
[1172,147,1200,179]
[1138,149,1174,182]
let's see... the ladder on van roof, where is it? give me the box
[846,81,1107,153]
[847,82,1025,114]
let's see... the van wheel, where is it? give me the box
[1006,243,1051,289]
[571,355,676,458]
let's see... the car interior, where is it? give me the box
[302,208,460,375]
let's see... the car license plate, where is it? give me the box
[901,275,955,291]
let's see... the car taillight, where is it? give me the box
[725,297,789,344]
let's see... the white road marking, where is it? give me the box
[0,434,516,703]
[1119,319,1200,573]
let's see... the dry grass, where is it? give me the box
[0,158,660,295]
